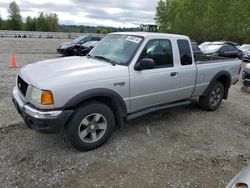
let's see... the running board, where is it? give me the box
[126,100,191,121]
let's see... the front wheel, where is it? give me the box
[65,102,115,151]
[199,81,224,111]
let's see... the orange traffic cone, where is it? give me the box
[9,52,17,68]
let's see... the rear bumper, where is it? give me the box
[12,86,73,133]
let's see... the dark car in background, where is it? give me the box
[191,41,203,54]
[57,35,102,56]
[240,44,250,62]
[200,41,243,59]
[77,41,99,56]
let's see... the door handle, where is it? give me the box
[170,72,178,77]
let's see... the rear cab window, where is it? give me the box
[177,39,193,65]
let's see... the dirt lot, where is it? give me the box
[0,38,250,188]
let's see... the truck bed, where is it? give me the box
[194,53,237,63]
[192,56,241,97]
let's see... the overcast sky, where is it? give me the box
[0,0,158,27]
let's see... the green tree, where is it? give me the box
[7,1,22,30]
[47,13,59,32]
[155,0,250,43]
[101,29,108,34]
[96,28,102,33]
[25,16,36,31]
[0,13,3,29]
[35,12,59,32]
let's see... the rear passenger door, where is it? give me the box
[129,39,183,112]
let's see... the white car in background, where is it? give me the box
[240,44,250,61]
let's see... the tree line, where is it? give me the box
[0,1,140,34]
[155,0,250,43]
[0,1,59,32]
[59,25,140,34]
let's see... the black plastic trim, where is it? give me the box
[64,88,127,116]
[127,100,191,121]
[202,70,231,99]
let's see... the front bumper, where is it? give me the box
[243,55,250,61]
[12,86,73,133]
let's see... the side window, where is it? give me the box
[177,40,193,65]
[91,37,100,41]
[220,46,227,52]
[139,39,173,68]
[81,36,90,43]
[226,45,237,51]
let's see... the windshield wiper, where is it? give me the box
[86,53,92,58]
[93,55,116,66]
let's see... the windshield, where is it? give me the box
[89,34,143,65]
[240,45,250,52]
[83,41,98,48]
[200,44,222,53]
[73,35,87,43]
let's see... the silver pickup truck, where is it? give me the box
[12,32,241,151]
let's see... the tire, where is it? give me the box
[65,101,115,151]
[199,81,224,111]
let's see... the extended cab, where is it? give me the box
[12,32,241,151]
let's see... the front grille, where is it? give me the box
[17,76,28,97]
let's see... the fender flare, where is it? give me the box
[202,70,231,99]
[64,88,127,117]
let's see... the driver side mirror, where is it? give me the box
[135,58,155,71]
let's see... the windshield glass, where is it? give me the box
[201,44,222,53]
[73,36,87,43]
[240,45,250,52]
[89,34,143,65]
[83,41,98,48]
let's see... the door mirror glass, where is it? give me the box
[135,58,155,71]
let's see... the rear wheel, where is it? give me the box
[65,102,115,151]
[199,81,224,111]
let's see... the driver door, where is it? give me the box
[129,39,182,112]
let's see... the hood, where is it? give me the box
[60,41,76,49]
[19,56,128,89]
[60,41,74,46]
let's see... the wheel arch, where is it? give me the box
[202,71,231,99]
[64,88,127,127]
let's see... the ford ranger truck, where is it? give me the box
[12,32,241,151]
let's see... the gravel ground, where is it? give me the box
[0,38,250,188]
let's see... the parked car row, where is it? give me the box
[58,35,250,63]
[199,41,243,59]
[57,35,102,56]
[240,44,250,62]
[198,40,250,62]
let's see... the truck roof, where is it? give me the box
[112,32,190,40]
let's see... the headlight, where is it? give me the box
[30,86,54,105]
